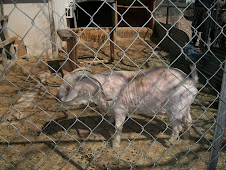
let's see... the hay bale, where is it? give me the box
[116,27,152,39]
[77,28,111,43]
[74,27,153,43]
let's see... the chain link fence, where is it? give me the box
[0,0,225,169]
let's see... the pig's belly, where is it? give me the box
[127,99,168,115]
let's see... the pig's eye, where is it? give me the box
[66,85,71,91]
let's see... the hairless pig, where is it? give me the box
[57,67,198,148]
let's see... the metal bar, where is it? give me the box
[166,0,169,25]
[208,61,226,169]
[212,2,220,47]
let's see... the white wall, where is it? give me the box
[52,0,71,30]
[52,0,72,53]
[3,1,71,58]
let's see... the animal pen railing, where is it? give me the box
[0,0,225,169]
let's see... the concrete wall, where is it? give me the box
[3,0,71,58]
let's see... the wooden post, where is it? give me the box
[67,38,78,71]
[57,29,78,73]
[1,48,7,68]
[113,0,118,29]
[0,0,7,68]
[48,0,58,58]
[147,0,155,32]
[0,13,17,71]
[110,0,117,62]
[110,31,114,62]
[208,61,226,169]
[0,15,16,61]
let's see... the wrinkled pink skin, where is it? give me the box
[57,67,198,148]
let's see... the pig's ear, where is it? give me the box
[81,76,113,101]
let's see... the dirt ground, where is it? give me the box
[0,34,225,169]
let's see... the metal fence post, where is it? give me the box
[208,61,226,170]
[166,0,169,24]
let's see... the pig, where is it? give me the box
[57,67,198,148]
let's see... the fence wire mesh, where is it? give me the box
[0,0,225,169]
